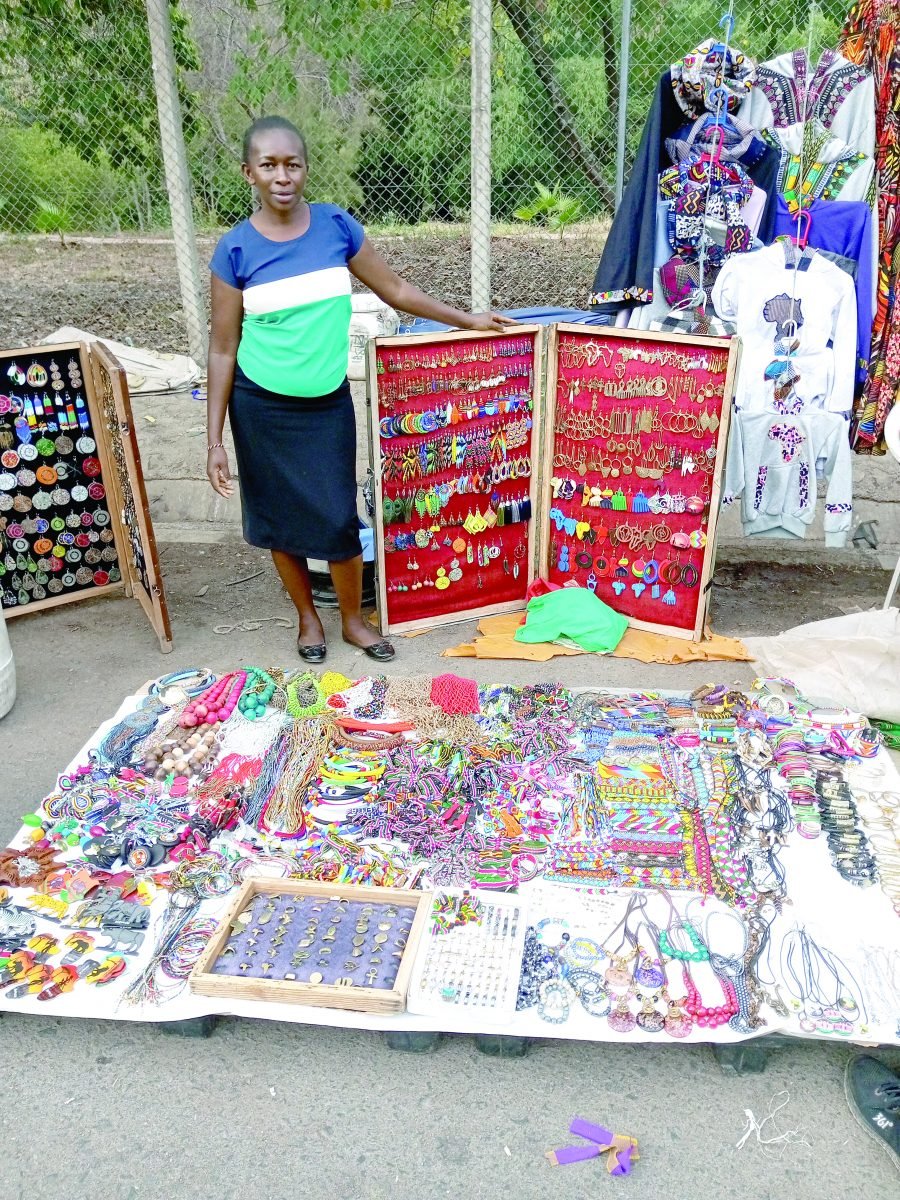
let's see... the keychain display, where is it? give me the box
[369,328,542,634]
[540,325,738,640]
[0,345,121,610]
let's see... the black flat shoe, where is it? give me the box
[343,637,395,662]
[297,640,327,663]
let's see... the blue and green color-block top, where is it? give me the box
[210,203,365,397]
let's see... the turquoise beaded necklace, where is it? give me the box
[659,921,709,963]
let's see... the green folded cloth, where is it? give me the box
[514,587,629,654]
[871,718,900,750]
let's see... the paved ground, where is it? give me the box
[1,545,898,1200]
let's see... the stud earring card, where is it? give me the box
[537,325,739,641]
[367,327,543,635]
[406,888,528,1021]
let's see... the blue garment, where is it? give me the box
[398,306,611,334]
[772,195,875,384]
[209,204,365,396]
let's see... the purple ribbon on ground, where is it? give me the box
[546,1116,638,1176]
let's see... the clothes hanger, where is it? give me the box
[791,207,812,249]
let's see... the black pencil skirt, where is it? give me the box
[228,364,361,562]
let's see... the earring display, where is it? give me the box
[1,344,121,611]
[0,340,172,651]
[539,325,738,640]
[191,880,431,1014]
[368,327,542,634]
[407,889,527,1019]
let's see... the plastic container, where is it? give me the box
[0,606,16,719]
[308,520,376,609]
[348,293,399,380]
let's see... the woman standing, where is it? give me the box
[207,115,514,662]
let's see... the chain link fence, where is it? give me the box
[0,3,169,235]
[0,0,853,343]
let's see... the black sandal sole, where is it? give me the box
[297,641,327,663]
[342,637,395,662]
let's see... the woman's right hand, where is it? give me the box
[207,446,235,498]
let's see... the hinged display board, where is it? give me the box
[538,325,739,640]
[0,340,172,651]
[89,342,173,652]
[367,327,543,635]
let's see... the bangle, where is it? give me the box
[207,442,224,451]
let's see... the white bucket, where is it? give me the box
[0,606,15,719]
[348,293,399,380]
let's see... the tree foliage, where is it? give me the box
[0,0,854,232]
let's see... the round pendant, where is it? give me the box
[608,1005,636,1033]
[636,1008,666,1033]
[664,1010,692,1038]
[634,958,666,988]
[605,966,633,989]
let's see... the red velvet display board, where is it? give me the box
[368,327,542,634]
[538,325,739,641]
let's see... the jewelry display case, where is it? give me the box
[0,340,172,650]
[367,327,543,634]
[191,879,431,1014]
[538,325,739,640]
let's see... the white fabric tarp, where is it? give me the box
[0,684,898,1044]
[746,608,900,723]
[42,326,201,395]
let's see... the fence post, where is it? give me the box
[470,0,492,311]
[614,0,633,209]
[144,0,208,368]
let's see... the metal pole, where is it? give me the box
[614,0,633,210]
[145,0,208,367]
[470,0,492,311]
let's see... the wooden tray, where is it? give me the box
[190,879,432,1014]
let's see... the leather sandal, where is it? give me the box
[297,639,327,663]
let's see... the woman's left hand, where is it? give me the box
[465,311,520,332]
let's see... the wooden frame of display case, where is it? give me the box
[367,326,544,635]
[537,324,740,641]
[190,879,432,1015]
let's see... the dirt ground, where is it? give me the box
[0,228,607,353]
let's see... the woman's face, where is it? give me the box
[242,130,308,214]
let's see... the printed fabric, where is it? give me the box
[712,241,857,417]
[210,203,365,398]
[739,48,875,157]
[665,112,768,168]
[841,0,900,447]
[589,69,780,311]
[670,39,756,118]
[659,155,754,268]
[772,195,877,386]
[766,125,875,208]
